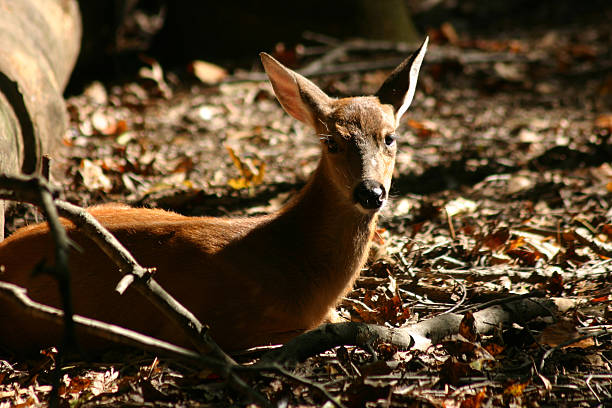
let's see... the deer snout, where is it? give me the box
[353,180,386,210]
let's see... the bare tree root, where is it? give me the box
[264,296,579,364]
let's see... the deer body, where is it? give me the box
[0,39,427,353]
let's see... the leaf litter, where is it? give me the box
[2,6,611,408]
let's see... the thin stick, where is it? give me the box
[539,329,610,372]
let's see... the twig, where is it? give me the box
[271,363,346,408]
[37,185,75,349]
[439,277,467,315]
[0,281,200,359]
[237,361,346,408]
[539,329,610,372]
[225,40,546,84]
[261,322,413,365]
[300,46,348,75]
[455,291,546,314]
[38,182,73,408]
[301,31,342,46]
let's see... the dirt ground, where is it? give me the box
[1,3,611,407]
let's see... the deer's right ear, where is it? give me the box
[376,37,428,127]
[260,53,332,129]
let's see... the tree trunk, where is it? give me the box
[0,0,81,240]
[356,0,419,43]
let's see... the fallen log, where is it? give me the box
[0,0,81,239]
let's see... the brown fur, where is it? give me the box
[0,46,427,354]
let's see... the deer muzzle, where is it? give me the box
[353,179,386,210]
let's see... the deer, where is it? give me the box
[0,38,428,354]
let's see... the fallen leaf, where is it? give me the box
[79,159,113,192]
[440,22,460,45]
[508,229,560,261]
[226,146,266,189]
[482,228,510,251]
[406,118,437,138]
[539,320,595,348]
[139,55,172,98]
[440,357,472,386]
[190,60,228,84]
[484,342,505,356]
[83,81,108,105]
[66,376,92,395]
[459,311,478,342]
[445,197,478,218]
[595,114,612,131]
[460,389,487,408]
[546,271,564,295]
[506,248,541,266]
[504,381,528,397]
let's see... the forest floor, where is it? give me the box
[1,5,611,408]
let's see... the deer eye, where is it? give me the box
[324,137,339,153]
[384,133,397,146]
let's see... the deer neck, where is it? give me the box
[273,157,378,294]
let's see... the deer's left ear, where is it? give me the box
[376,37,428,127]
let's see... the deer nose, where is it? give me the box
[353,180,386,210]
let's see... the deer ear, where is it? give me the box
[375,37,428,127]
[260,53,332,129]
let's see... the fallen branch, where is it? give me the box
[261,322,413,365]
[406,297,576,350]
[264,296,579,364]
[0,281,272,407]
[223,41,545,84]
[0,281,200,359]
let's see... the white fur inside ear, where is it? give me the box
[395,37,428,126]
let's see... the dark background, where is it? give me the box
[69,0,612,93]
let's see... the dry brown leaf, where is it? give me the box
[190,60,228,84]
[66,376,92,395]
[482,228,510,251]
[406,118,438,138]
[459,311,478,342]
[546,271,564,295]
[506,248,541,266]
[440,22,460,45]
[511,229,560,260]
[539,320,595,348]
[440,358,472,386]
[484,342,505,356]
